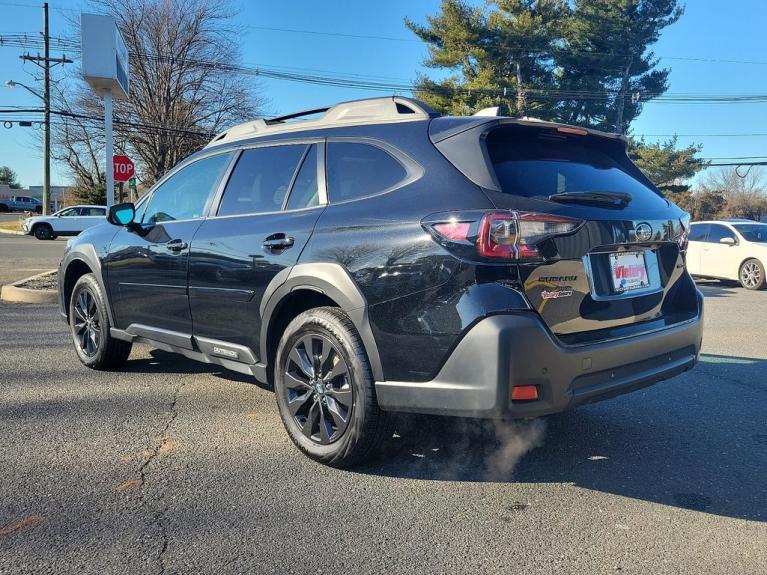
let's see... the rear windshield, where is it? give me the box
[734,224,767,242]
[486,126,660,199]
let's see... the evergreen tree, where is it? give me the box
[629,137,708,191]
[556,0,683,133]
[406,0,567,117]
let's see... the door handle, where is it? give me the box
[166,239,188,252]
[263,234,295,251]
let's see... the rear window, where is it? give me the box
[486,127,661,200]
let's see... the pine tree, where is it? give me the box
[406,0,567,117]
[556,0,683,132]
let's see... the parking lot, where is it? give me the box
[0,232,765,574]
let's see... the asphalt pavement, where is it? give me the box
[0,282,765,574]
[0,233,66,287]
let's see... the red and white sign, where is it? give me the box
[113,155,135,182]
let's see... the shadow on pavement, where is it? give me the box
[696,281,740,298]
[356,353,767,523]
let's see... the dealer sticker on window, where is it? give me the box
[610,251,650,293]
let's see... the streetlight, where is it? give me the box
[6,79,50,215]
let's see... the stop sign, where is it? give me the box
[113,155,135,182]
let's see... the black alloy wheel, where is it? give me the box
[284,332,354,445]
[34,224,52,240]
[274,306,393,467]
[69,273,132,369]
[72,289,101,357]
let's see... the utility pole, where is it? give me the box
[19,3,72,215]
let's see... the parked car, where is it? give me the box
[686,220,767,290]
[0,195,42,213]
[22,205,107,240]
[58,97,703,467]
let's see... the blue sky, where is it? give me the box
[1,0,766,187]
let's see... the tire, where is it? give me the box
[33,224,53,241]
[69,273,132,369]
[274,306,393,468]
[0,204,7,212]
[739,258,766,290]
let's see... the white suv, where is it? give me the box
[686,220,767,290]
[22,205,107,241]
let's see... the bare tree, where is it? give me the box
[54,0,266,200]
[701,167,767,220]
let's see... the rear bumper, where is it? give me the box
[375,291,703,419]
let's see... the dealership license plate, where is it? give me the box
[610,251,650,293]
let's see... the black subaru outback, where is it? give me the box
[59,97,703,467]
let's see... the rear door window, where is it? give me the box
[218,145,307,216]
[326,142,407,203]
[486,126,664,203]
[285,144,320,211]
[688,224,708,242]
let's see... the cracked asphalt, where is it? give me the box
[1,270,766,572]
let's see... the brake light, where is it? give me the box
[477,212,582,260]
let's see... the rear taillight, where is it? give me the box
[476,212,582,260]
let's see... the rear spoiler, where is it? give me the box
[428,116,630,193]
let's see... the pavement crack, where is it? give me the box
[137,377,186,489]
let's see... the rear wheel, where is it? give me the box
[69,274,132,369]
[274,306,392,467]
[739,259,765,290]
[33,224,53,240]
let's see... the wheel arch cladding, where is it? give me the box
[61,245,115,325]
[260,262,384,382]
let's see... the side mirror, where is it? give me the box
[108,202,136,226]
[719,237,736,246]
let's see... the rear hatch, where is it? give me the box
[429,119,697,343]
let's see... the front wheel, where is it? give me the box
[739,258,765,290]
[33,224,53,240]
[69,274,132,369]
[274,306,392,468]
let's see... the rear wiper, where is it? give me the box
[547,191,632,207]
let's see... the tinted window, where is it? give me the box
[218,145,307,216]
[487,127,664,202]
[81,207,106,216]
[285,145,320,210]
[327,142,407,203]
[706,224,736,243]
[734,224,767,243]
[143,153,232,224]
[688,224,708,242]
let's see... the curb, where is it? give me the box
[0,270,58,304]
[0,228,24,236]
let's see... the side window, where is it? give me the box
[81,207,105,216]
[143,153,232,224]
[59,208,78,217]
[217,145,307,216]
[285,145,319,210]
[326,142,407,203]
[706,224,736,243]
[688,224,708,242]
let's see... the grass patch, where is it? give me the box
[0,220,22,232]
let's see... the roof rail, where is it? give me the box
[205,96,438,148]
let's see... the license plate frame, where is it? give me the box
[609,250,651,294]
